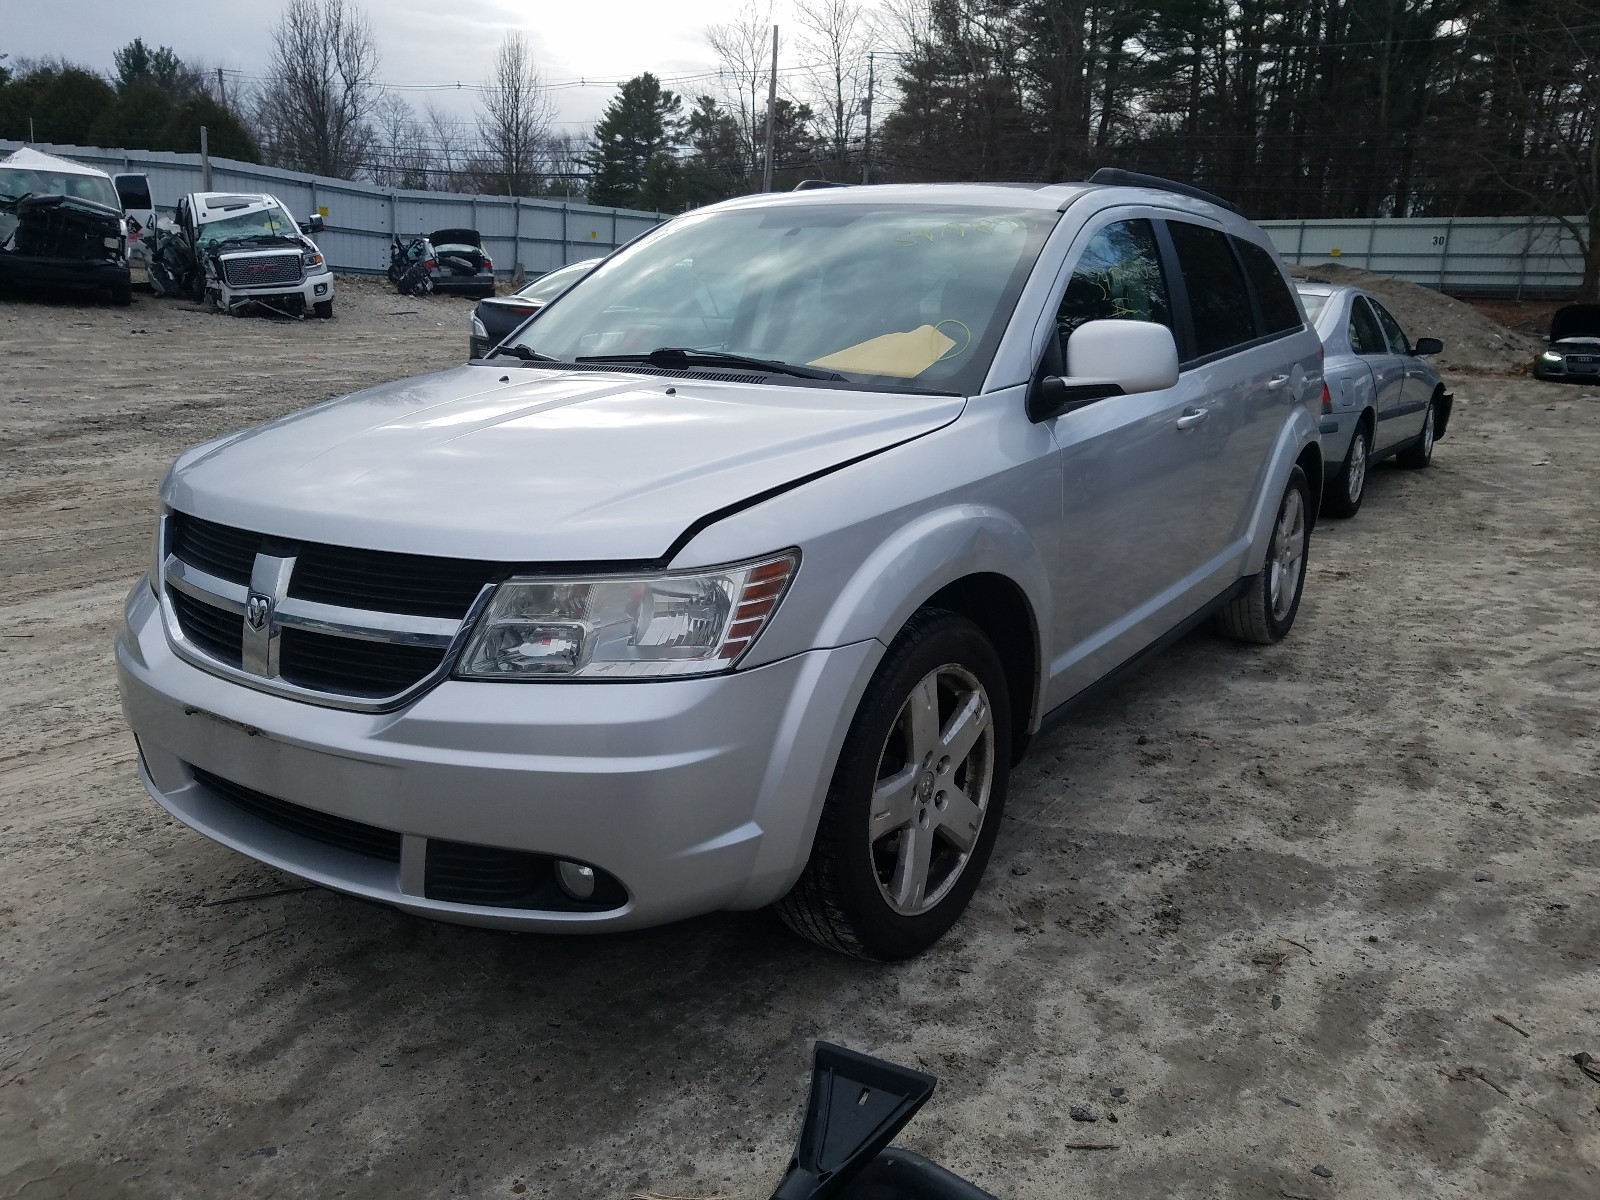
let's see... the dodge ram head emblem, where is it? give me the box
[245,592,272,632]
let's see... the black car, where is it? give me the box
[389,227,497,298]
[468,258,599,358]
[0,148,131,305]
[1535,303,1600,383]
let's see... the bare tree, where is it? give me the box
[477,31,554,196]
[542,130,591,198]
[370,93,434,189]
[255,0,379,178]
[424,101,467,187]
[706,2,776,174]
[795,0,871,177]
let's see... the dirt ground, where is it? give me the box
[2,280,1599,1200]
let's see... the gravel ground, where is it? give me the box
[2,283,1598,1200]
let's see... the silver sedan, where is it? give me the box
[1295,282,1453,517]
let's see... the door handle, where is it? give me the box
[1266,374,1291,389]
[1175,407,1210,430]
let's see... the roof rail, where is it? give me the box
[792,179,845,191]
[1085,168,1241,215]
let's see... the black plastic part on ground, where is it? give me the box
[769,1044,998,1200]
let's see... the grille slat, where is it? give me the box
[170,512,261,584]
[170,590,244,666]
[290,545,495,619]
[221,253,304,289]
[192,766,402,862]
[278,627,447,696]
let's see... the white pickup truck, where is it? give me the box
[150,191,335,317]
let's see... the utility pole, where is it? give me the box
[216,67,226,109]
[761,24,778,192]
[861,51,875,185]
[200,126,212,190]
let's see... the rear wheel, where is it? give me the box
[1216,465,1311,645]
[1397,399,1436,469]
[1322,423,1369,519]
[777,610,1011,960]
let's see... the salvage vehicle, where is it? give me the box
[1533,303,1600,383]
[117,172,1325,960]
[389,227,495,298]
[150,191,334,318]
[1295,281,1450,518]
[0,147,131,304]
[469,257,600,358]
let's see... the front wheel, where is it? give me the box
[1216,465,1312,645]
[1397,399,1436,469]
[777,610,1011,960]
[313,299,334,319]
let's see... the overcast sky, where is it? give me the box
[3,0,818,131]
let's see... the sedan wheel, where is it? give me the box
[777,610,1011,960]
[1399,400,1436,468]
[1322,425,1369,519]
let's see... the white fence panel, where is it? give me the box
[1,139,671,278]
[1260,216,1585,295]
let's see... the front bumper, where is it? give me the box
[116,581,879,932]
[0,254,129,292]
[218,268,334,311]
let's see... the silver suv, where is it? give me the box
[117,175,1325,960]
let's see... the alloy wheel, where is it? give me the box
[1347,430,1368,504]
[868,664,995,916]
[1268,488,1307,622]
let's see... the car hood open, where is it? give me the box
[163,366,965,562]
[1550,304,1600,343]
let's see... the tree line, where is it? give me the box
[2,0,1594,292]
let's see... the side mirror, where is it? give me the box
[1413,336,1443,356]
[305,213,326,234]
[1029,319,1181,422]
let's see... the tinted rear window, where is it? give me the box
[1235,239,1302,334]
[1167,221,1255,358]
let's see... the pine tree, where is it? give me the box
[587,73,686,210]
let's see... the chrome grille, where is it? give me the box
[220,252,304,289]
[160,511,497,710]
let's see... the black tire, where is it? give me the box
[777,609,1012,960]
[1216,465,1312,645]
[1321,420,1370,519]
[109,280,133,306]
[314,299,334,319]
[1397,397,1436,469]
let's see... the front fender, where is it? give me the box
[819,506,1049,649]
[1245,409,1322,575]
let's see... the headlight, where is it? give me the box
[471,312,487,339]
[456,551,798,680]
[1539,350,1562,363]
[302,250,324,269]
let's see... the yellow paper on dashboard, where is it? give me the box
[809,325,956,378]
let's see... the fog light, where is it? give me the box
[315,282,329,296]
[556,860,596,901]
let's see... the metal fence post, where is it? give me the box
[612,212,618,252]
[1295,220,1306,263]
[1438,218,1454,290]
[511,197,521,280]
[561,202,569,266]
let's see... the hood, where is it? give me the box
[163,367,966,562]
[430,227,482,247]
[13,191,122,223]
[1550,304,1600,343]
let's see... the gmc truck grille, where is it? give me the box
[161,511,500,708]
[221,252,304,289]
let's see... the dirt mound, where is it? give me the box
[1289,262,1538,375]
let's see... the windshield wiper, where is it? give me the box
[577,347,844,381]
[490,344,563,363]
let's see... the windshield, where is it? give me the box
[509,203,1058,393]
[1296,290,1333,324]
[197,204,300,248]
[518,260,595,303]
[0,166,120,209]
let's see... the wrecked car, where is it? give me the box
[0,146,132,305]
[151,191,335,318]
[389,227,495,298]
[1534,303,1600,383]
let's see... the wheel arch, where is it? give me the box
[922,572,1040,765]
